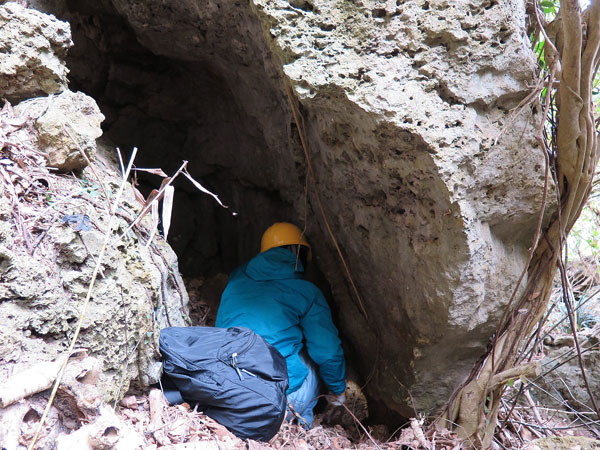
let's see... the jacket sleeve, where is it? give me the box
[300,288,346,395]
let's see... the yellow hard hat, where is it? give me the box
[260,222,311,259]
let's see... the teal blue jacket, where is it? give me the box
[215,247,346,395]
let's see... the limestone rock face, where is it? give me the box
[84,0,546,415]
[0,2,71,102]
[27,0,548,417]
[249,0,546,413]
[15,91,105,171]
[0,113,189,404]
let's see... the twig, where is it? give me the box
[524,390,545,427]
[150,243,191,326]
[285,85,369,321]
[77,231,105,278]
[339,401,381,449]
[111,160,188,246]
[557,256,600,419]
[148,248,174,328]
[116,147,125,179]
[390,370,417,414]
[26,148,138,450]
[26,187,87,225]
[286,400,310,428]
[113,285,130,409]
[31,215,60,254]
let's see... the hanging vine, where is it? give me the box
[436,0,600,447]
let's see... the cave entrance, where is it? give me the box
[52,0,359,410]
[55,3,316,324]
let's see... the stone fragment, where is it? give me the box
[15,90,105,172]
[534,342,600,413]
[0,2,72,102]
[531,436,600,450]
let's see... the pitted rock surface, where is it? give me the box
[0,2,71,102]
[24,0,549,415]
[15,91,104,171]
[0,137,190,402]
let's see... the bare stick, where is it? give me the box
[285,85,369,320]
[524,390,545,427]
[26,148,138,450]
[0,357,66,407]
[111,160,188,246]
[116,147,125,179]
[339,401,381,449]
[113,285,130,409]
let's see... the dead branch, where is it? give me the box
[489,363,541,390]
[0,357,66,408]
[27,148,139,450]
[149,388,171,446]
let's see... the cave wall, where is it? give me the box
[27,0,549,417]
[0,1,192,401]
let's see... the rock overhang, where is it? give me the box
[22,0,551,419]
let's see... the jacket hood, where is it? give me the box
[245,247,304,281]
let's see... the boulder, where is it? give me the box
[0,2,71,102]
[0,135,190,402]
[15,91,105,172]
[21,0,550,417]
[534,334,600,415]
[530,436,600,450]
[95,0,546,414]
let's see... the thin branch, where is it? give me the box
[26,148,138,450]
[63,124,112,214]
[557,256,600,418]
[285,84,369,321]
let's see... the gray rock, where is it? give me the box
[23,0,551,415]
[534,337,600,414]
[532,436,600,450]
[0,137,190,403]
[0,2,71,102]
[14,91,104,172]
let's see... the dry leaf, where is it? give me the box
[131,182,146,206]
[162,185,174,241]
[183,170,228,208]
[145,201,160,248]
[133,167,168,177]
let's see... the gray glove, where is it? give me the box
[327,392,345,406]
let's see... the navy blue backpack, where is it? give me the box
[159,326,289,441]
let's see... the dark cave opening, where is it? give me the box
[26,0,421,431]
[51,0,367,416]
[5,0,555,435]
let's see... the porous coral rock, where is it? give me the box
[0,2,71,102]
[14,90,104,172]
[26,0,549,416]
[0,139,189,403]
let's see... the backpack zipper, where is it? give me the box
[231,352,244,380]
